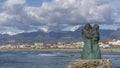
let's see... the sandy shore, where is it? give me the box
[100,48,120,53]
[0,48,82,52]
[0,48,120,53]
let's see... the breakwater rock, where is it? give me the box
[67,59,113,68]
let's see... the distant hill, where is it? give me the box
[0,27,119,45]
[0,34,10,39]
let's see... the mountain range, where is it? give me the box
[0,27,120,45]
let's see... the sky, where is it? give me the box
[0,0,120,35]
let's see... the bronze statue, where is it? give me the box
[92,24,101,59]
[81,23,101,59]
[81,23,93,59]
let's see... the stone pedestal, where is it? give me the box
[67,59,113,68]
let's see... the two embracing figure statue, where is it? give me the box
[81,23,101,59]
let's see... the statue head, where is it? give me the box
[84,23,92,31]
[93,24,99,31]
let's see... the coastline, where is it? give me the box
[0,48,82,52]
[0,48,120,53]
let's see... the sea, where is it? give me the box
[0,50,119,68]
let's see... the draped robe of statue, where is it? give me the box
[92,24,101,59]
[81,24,93,59]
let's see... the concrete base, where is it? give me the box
[67,59,113,68]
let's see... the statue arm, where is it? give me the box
[84,30,92,39]
[93,32,100,41]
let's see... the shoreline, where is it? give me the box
[0,48,120,53]
[0,49,82,52]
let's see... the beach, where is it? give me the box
[0,48,120,53]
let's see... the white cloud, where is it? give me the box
[1,31,25,35]
[2,31,17,35]
[0,0,119,32]
[40,27,49,32]
[70,25,81,32]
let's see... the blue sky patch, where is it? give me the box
[26,0,52,7]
